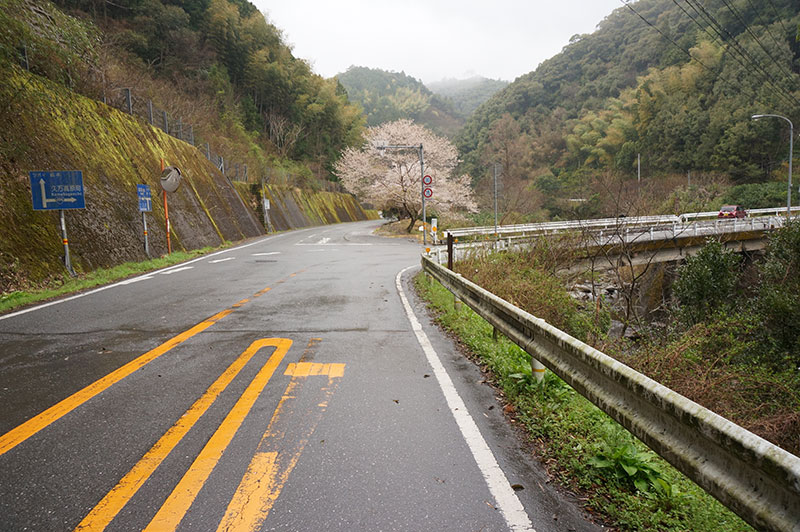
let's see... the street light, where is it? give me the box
[374,142,427,245]
[752,114,794,220]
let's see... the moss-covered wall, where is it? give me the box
[0,66,375,291]
[236,183,379,232]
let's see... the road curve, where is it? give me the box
[0,220,600,531]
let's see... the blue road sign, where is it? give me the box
[137,184,152,212]
[29,171,85,211]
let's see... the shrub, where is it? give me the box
[672,239,741,325]
[756,219,800,369]
[721,182,792,210]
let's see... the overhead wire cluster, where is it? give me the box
[619,0,800,110]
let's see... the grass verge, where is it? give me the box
[413,272,753,532]
[0,245,227,314]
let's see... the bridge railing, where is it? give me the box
[445,215,680,239]
[420,254,800,532]
[446,208,799,240]
[680,206,800,221]
[432,216,787,265]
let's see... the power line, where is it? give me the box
[743,0,792,57]
[764,0,792,36]
[720,0,796,87]
[670,0,725,49]
[618,0,793,109]
[683,0,800,108]
[619,1,714,71]
[680,0,795,108]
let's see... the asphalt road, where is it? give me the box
[0,220,601,531]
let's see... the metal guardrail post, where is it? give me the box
[421,255,800,532]
[447,233,454,270]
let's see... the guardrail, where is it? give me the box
[445,215,680,238]
[446,207,799,240]
[421,255,800,532]
[680,206,800,221]
[431,216,786,267]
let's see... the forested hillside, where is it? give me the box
[427,76,509,120]
[1,0,364,184]
[458,0,800,219]
[336,66,464,138]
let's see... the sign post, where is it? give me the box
[137,184,152,257]
[159,162,182,254]
[422,174,433,244]
[261,179,274,232]
[29,170,85,276]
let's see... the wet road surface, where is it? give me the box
[0,220,601,531]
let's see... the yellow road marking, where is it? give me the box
[0,272,299,458]
[284,362,345,377]
[0,308,230,457]
[73,338,286,531]
[218,357,344,531]
[143,338,292,532]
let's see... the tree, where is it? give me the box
[335,119,476,232]
[478,113,542,223]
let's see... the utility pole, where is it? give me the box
[637,153,641,183]
[752,114,793,220]
[493,163,499,240]
[420,144,426,246]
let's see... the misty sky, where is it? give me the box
[251,0,623,83]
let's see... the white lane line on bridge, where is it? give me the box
[209,257,236,264]
[396,266,535,532]
[158,266,194,275]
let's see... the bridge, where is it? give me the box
[432,206,800,271]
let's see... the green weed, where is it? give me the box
[413,272,753,531]
[0,246,221,314]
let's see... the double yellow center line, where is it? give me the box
[79,338,345,531]
[75,338,291,531]
[0,273,296,457]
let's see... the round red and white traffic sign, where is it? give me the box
[423,187,433,199]
[422,174,433,186]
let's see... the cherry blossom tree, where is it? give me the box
[335,119,476,232]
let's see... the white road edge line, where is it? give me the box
[0,234,281,322]
[395,266,535,532]
[159,266,194,274]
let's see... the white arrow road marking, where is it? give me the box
[396,266,535,532]
[159,266,194,275]
[209,257,236,264]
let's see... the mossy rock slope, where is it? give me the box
[0,66,375,290]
